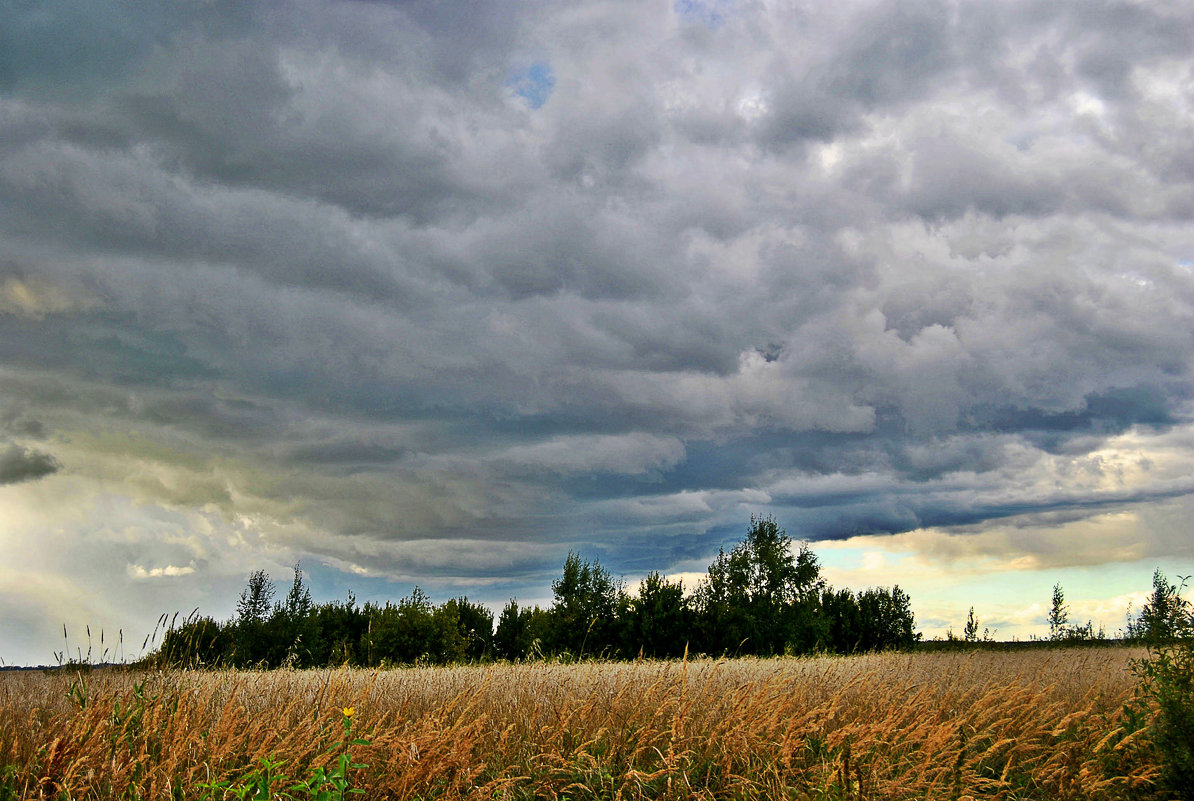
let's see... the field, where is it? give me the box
[0,648,1166,800]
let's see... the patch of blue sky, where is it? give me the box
[674,0,734,28]
[509,61,555,110]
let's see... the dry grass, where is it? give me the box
[0,647,1163,800]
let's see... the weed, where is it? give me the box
[286,708,371,801]
[198,707,370,801]
[199,754,290,801]
[0,764,18,801]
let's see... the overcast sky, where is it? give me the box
[3,0,1194,665]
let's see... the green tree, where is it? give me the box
[236,569,275,625]
[548,553,624,657]
[1129,573,1194,796]
[821,588,863,653]
[1135,569,1193,643]
[963,607,979,643]
[364,588,443,665]
[234,569,276,665]
[694,516,824,655]
[157,616,229,667]
[267,562,317,666]
[856,586,918,651]
[438,597,493,661]
[1133,641,1194,796]
[429,599,469,663]
[494,599,551,661]
[693,544,752,654]
[621,572,691,658]
[1048,583,1069,641]
[283,562,313,618]
[309,594,366,666]
[494,599,529,660]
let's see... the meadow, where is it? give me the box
[0,647,1166,800]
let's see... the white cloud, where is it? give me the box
[128,562,197,579]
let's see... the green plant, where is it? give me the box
[199,755,290,800]
[199,708,370,801]
[1131,639,1194,796]
[66,673,88,710]
[287,708,370,801]
[0,764,19,801]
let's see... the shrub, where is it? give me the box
[1132,640,1194,796]
[1128,570,1194,797]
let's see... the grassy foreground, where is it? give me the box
[0,648,1166,800]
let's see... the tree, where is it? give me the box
[622,572,691,658]
[822,588,863,653]
[694,516,826,655]
[1048,583,1069,641]
[262,562,318,666]
[236,569,275,625]
[1130,570,1194,795]
[963,607,980,643]
[693,545,753,655]
[856,586,918,651]
[494,599,552,661]
[549,553,624,657]
[309,593,366,666]
[1135,569,1193,643]
[365,588,442,665]
[443,596,494,661]
[234,569,276,665]
[157,616,229,667]
[495,599,529,661]
[283,562,313,619]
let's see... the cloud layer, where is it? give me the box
[2,0,1194,662]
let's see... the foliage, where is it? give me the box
[694,515,827,655]
[1127,570,1194,797]
[236,569,275,626]
[442,596,494,661]
[621,571,691,658]
[198,708,370,801]
[494,599,551,661]
[548,552,624,657]
[158,515,926,668]
[821,586,919,653]
[1049,582,1069,640]
[1128,568,1193,643]
[1132,639,1194,797]
[963,607,980,643]
[365,588,455,665]
[157,614,229,667]
[1045,583,1105,643]
[283,562,315,619]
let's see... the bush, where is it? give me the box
[1132,640,1194,796]
[1128,570,1194,797]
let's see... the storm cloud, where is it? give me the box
[0,444,58,485]
[2,0,1194,662]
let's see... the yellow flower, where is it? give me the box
[342,707,355,718]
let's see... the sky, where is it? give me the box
[2,0,1194,665]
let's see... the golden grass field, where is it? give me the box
[0,647,1166,800]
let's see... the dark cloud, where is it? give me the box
[0,443,59,485]
[2,0,1194,659]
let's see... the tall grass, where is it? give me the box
[0,648,1163,799]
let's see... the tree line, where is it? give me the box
[934,570,1192,646]
[157,516,919,667]
[157,515,1192,668]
